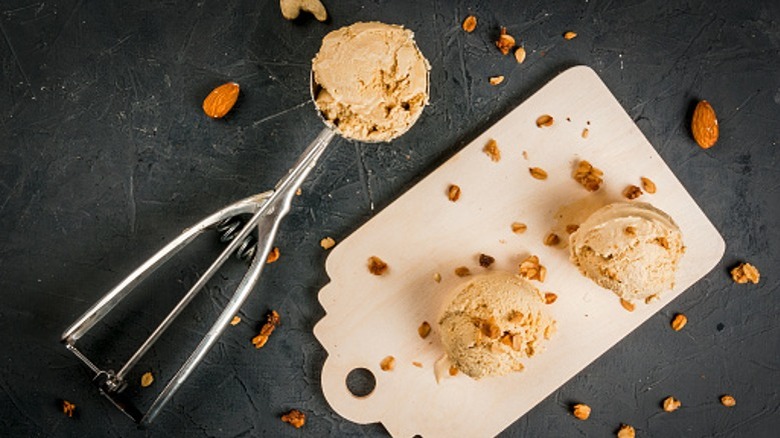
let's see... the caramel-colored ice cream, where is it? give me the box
[439,272,557,379]
[312,22,430,142]
[569,202,685,303]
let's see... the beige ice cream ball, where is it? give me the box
[569,202,684,302]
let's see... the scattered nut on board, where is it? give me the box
[489,75,505,85]
[536,114,554,127]
[202,82,240,119]
[230,315,241,326]
[671,313,687,331]
[448,184,461,202]
[617,424,635,438]
[572,403,591,420]
[418,321,431,339]
[515,47,527,63]
[280,0,327,21]
[512,222,528,234]
[462,15,477,33]
[623,185,643,200]
[544,233,560,246]
[455,266,471,277]
[641,176,657,194]
[281,409,306,428]
[380,355,396,371]
[62,400,76,418]
[518,255,546,282]
[563,31,578,40]
[320,237,336,250]
[483,139,501,162]
[544,292,558,304]
[266,247,280,263]
[368,256,389,275]
[479,253,495,268]
[529,167,548,180]
[730,262,760,284]
[566,224,580,234]
[620,299,635,312]
[496,27,515,55]
[691,100,719,149]
[573,160,604,192]
[252,310,281,349]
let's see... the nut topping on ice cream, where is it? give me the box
[569,202,684,303]
[438,272,557,379]
[312,22,430,142]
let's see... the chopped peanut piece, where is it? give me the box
[449,366,459,376]
[433,272,442,283]
[573,160,604,191]
[518,255,546,282]
[448,184,461,202]
[141,372,154,388]
[495,27,515,55]
[368,256,388,275]
[320,237,336,250]
[671,313,687,331]
[483,139,501,162]
[418,321,431,339]
[380,355,396,371]
[566,224,580,234]
[489,75,505,85]
[62,400,76,418]
[572,403,591,420]
[624,226,636,236]
[641,176,657,194]
[731,262,760,284]
[252,310,280,349]
[544,233,560,246]
[511,222,528,234]
[581,128,589,138]
[617,424,635,438]
[623,185,643,200]
[544,292,558,304]
[620,299,635,312]
[514,47,527,63]
[266,247,280,263]
[529,167,548,180]
[563,31,578,40]
[230,315,241,325]
[412,361,423,368]
[663,396,681,412]
[720,395,736,407]
[462,15,477,33]
[479,253,495,268]
[536,114,554,127]
[455,266,471,277]
[281,409,306,428]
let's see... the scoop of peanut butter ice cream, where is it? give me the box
[569,202,685,303]
[312,21,430,142]
[438,272,557,379]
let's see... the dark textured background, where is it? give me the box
[1,0,779,436]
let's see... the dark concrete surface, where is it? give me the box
[1,0,779,436]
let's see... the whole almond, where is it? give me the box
[203,82,240,119]
[691,100,719,149]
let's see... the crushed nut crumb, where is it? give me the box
[281,409,306,428]
[544,233,560,246]
[455,266,471,277]
[368,256,389,275]
[563,31,578,40]
[433,272,442,283]
[645,294,660,304]
[320,237,336,250]
[623,185,643,200]
[624,226,636,236]
[514,46,526,63]
[62,400,76,418]
[141,372,154,388]
[671,313,687,331]
[566,224,580,234]
[252,310,280,349]
[478,316,501,339]
[617,424,635,438]
[449,366,459,376]
[572,403,591,420]
[518,255,546,282]
[663,396,681,412]
[656,236,670,249]
[536,114,554,127]
[295,188,302,196]
[489,75,505,85]
[495,27,515,55]
[462,15,477,33]
[529,167,548,180]
[573,160,604,191]
[412,361,423,368]
[479,253,495,268]
[418,321,431,339]
[581,128,589,138]
[511,222,528,234]
[483,139,501,162]
[731,262,760,284]
[544,292,558,304]
[448,184,461,202]
[620,299,635,312]
[230,315,241,326]
[720,395,736,407]
[266,247,281,263]
[380,355,396,371]
[641,176,657,194]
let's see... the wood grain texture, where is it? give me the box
[314,67,724,437]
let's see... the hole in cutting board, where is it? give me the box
[346,368,376,398]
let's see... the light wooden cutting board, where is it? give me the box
[313,66,725,438]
